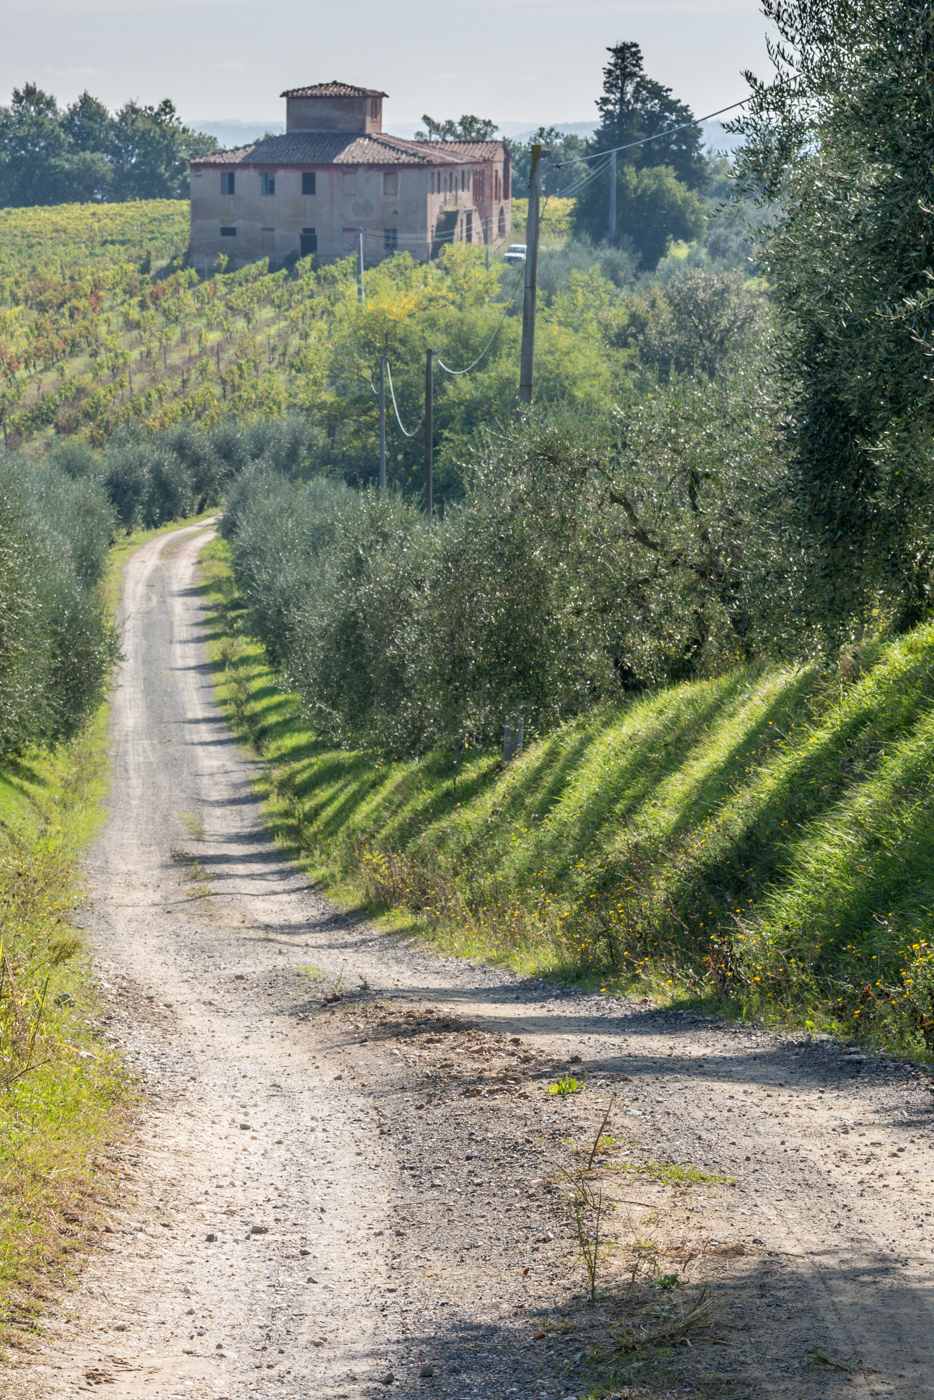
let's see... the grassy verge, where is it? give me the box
[0,512,215,1344]
[0,711,126,1341]
[201,536,934,1063]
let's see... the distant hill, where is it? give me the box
[190,119,285,150]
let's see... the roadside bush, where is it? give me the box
[222,354,810,757]
[71,414,323,533]
[0,456,117,755]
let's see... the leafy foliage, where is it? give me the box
[1,232,638,493]
[207,544,934,1060]
[508,128,591,198]
[220,350,800,757]
[730,0,934,630]
[0,84,218,207]
[414,115,499,142]
[0,456,117,755]
[619,270,762,381]
[571,43,708,267]
[591,42,706,188]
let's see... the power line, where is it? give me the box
[547,154,613,202]
[564,98,749,166]
[436,266,524,375]
[385,358,424,437]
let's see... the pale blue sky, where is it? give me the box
[1,0,772,131]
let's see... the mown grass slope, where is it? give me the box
[202,538,934,1061]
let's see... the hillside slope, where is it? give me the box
[203,540,934,1061]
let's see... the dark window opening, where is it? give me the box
[302,172,316,196]
[220,226,237,237]
[300,228,318,256]
[383,228,398,252]
[220,172,235,195]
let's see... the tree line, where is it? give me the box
[0,84,218,207]
[0,415,296,759]
[517,44,712,268]
[0,453,116,755]
[1,42,726,272]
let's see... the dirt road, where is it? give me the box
[8,524,934,1400]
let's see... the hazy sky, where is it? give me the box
[1,0,773,129]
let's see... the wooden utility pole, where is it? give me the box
[608,150,617,243]
[424,348,434,519]
[379,355,387,494]
[519,144,542,407]
[357,228,365,303]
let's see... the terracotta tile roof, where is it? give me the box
[280,81,388,99]
[421,139,507,160]
[190,133,506,168]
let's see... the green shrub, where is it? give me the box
[0,455,117,754]
[221,360,809,757]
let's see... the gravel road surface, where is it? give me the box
[8,525,934,1400]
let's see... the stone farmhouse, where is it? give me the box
[189,81,512,271]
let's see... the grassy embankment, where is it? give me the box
[200,541,934,1065]
[0,513,215,1344]
[0,712,122,1340]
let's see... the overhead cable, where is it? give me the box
[563,98,750,166]
[435,267,524,375]
[385,358,424,437]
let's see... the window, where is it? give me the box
[220,226,237,237]
[474,168,484,202]
[220,172,235,195]
[498,207,506,237]
[300,228,317,256]
[461,170,466,191]
[503,161,510,199]
[261,172,275,195]
[495,169,501,202]
[343,227,358,252]
[383,171,398,197]
[383,228,398,252]
[302,172,316,196]
[343,170,357,194]
[465,211,473,243]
